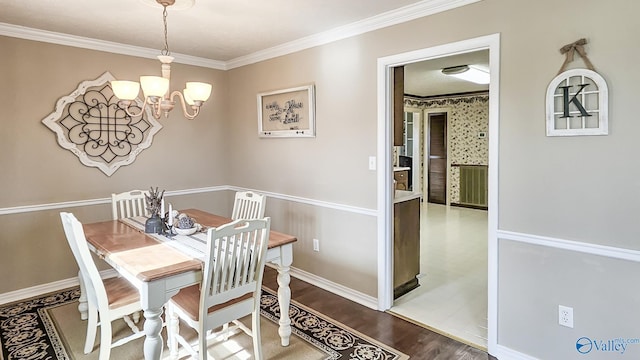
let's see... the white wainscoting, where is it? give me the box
[494,230,640,360]
[3,186,639,360]
[0,185,377,308]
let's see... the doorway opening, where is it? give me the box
[376,34,500,355]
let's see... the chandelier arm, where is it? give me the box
[169,91,200,120]
[118,99,160,120]
[150,100,164,120]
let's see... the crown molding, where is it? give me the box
[225,0,481,69]
[0,22,226,70]
[0,0,480,70]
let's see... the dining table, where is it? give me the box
[79,208,297,360]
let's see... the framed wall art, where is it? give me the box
[257,85,315,138]
[42,71,162,176]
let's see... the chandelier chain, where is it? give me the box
[161,5,170,56]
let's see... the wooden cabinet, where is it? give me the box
[394,170,409,190]
[393,196,420,299]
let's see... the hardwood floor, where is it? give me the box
[263,267,497,360]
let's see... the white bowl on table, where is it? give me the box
[174,227,197,236]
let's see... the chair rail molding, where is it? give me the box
[0,185,375,216]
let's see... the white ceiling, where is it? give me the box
[0,0,488,96]
[404,50,489,97]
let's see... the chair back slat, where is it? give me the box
[231,191,266,220]
[60,212,109,310]
[201,218,271,311]
[112,190,149,220]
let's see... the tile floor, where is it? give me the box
[390,202,488,349]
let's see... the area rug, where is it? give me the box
[0,287,408,360]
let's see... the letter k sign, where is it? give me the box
[558,84,592,118]
[545,68,608,136]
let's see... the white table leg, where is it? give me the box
[143,307,164,360]
[167,303,179,360]
[276,264,292,346]
[77,270,88,320]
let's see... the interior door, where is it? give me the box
[428,112,447,204]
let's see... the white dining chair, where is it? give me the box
[110,190,148,323]
[111,189,149,220]
[60,212,145,360]
[166,217,272,360]
[231,191,266,220]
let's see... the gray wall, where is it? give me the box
[223,0,640,358]
[1,0,639,358]
[0,36,231,292]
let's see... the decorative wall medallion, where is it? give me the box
[545,68,608,136]
[42,72,162,176]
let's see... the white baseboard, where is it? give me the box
[285,266,379,310]
[1,265,538,359]
[0,269,118,306]
[1,265,380,313]
[494,344,540,360]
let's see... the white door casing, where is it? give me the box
[376,33,500,355]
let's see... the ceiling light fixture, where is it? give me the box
[111,0,211,120]
[441,65,490,85]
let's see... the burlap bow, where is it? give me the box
[557,38,595,75]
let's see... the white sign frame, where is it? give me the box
[257,85,316,138]
[545,68,608,137]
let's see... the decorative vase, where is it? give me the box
[145,213,163,234]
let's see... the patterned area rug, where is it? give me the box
[0,287,408,360]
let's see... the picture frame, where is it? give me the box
[257,85,315,138]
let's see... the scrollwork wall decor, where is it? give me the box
[42,72,162,176]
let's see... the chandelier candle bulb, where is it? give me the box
[111,80,140,100]
[185,82,212,102]
[183,88,195,106]
[140,76,169,98]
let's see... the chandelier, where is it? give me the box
[111,0,212,120]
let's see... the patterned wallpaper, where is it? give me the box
[404,92,489,204]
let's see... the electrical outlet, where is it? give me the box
[368,156,376,170]
[559,305,574,328]
[313,239,320,252]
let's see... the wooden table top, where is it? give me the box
[83,209,297,282]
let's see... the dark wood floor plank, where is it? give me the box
[263,267,496,360]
